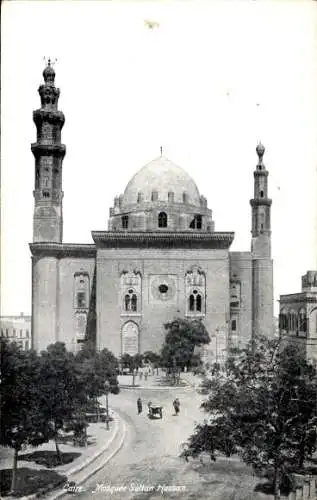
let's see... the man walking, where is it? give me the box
[137,397,143,415]
[173,398,180,416]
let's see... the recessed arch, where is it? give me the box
[158,212,167,228]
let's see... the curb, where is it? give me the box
[65,417,119,477]
[119,385,190,390]
[48,414,127,500]
[8,411,126,500]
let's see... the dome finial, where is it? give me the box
[160,145,163,157]
[256,142,265,161]
[43,57,57,85]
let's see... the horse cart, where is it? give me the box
[148,403,163,419]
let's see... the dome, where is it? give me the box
[122,156,201,207]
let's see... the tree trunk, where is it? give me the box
[54,434,62,464]
[10,447,19,494]
[273,464,281,500]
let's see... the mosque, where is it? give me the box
[30,62,274,358]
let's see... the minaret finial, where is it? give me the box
[43,57,57,85]
[160,145,163,157]
[256,142,265,166]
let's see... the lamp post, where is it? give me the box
[104,380,110,431]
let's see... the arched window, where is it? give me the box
[298,309,307,333]
[124,289,137,312]
[189,294,195,311]
[122,216,129,229]
[196,294,202,312]
[74,272,90,310]
[131,294,137,312]
[189,290,202,312]
[279,309,288,330]
[190,215,202,229]
[158,212,167,228]
[288,311,297,331]
[260,190,264,198]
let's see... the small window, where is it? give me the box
[25,341,29,350]
[159,284,168,294]
[231,319,237,331]
[124,290,137,312]
[158,212,167,228]
[77,291,86,308]
[42,190,50,198]
[1,329,4,337]
[189,291,202,312]
[189,294,195,311]
[122,216,129,229]
[190,215,202,230]
[26,330,29,338]
[260,190,264,197]
[6,329,9,337]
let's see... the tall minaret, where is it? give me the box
[250,143,274,338]
[31,60,66,242]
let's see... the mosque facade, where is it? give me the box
[30,63,274,358]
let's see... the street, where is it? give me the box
[63,385,268,500]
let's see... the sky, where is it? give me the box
[1,0,317,317]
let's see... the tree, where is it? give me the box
[182,336,317,500]
[143,351,161,368]
[75,345,119,402]
[161,318,210,374]
[38,342,86,464]
[0,340,50,493]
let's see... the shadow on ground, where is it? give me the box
[19,450,81,468]
[0,467,67,497]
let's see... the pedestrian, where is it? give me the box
[173,398,180,416]
[137,397,142,415]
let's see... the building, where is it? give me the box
[30,62,274,357]
[0,313,31,350]
[279,271,317,363]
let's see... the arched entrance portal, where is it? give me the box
[122,321,139,356]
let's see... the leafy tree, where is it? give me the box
[0,340,49,493]
[182,336,317,500]
[38,342,86,464]
[120,353,144,372]
[161,318,210,373]
[143,351,161,367]
[75,345,119,403]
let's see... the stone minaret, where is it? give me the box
[31,60,66,242]
[250,143,274,338]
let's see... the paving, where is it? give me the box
[1,411,126,500]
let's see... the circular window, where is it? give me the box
[128,289,134,294]
[159,284,168,294]
[193,289,198,294]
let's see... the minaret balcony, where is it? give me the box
[31,143,66,158]
[250,198,272,207]
[33,109,65,126]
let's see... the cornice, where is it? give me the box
[91,231,235,249]
[250,198,272,207]
[279,293,317,304]
[29,242,96,259]
[31,143,66,158]
[253,170,269,177]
